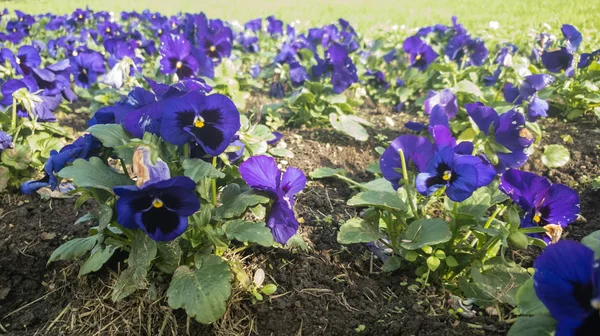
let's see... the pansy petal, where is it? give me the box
[527,96,549,121]
[446,163,479,202]
[281,167,306,196]
[499,169,550,210]
[136,208,188,241]
[239,155,281,193]
[543,184,580,227]
[534,241,595,335]
[466,102,499,135]
[267,200,299,244]
[561,24,582,53]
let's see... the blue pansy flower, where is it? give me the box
[380,135,435,190]
[424,89,458,119]
[533,240,600,335]
[160,91,241,156]
[0,130,13,152]
[239,155,306,244]
[115,176,200,241]
[503,74,555,121]
[416,146,496,202]
[402,35,438,71]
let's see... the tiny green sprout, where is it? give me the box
[323,215,334,225]
[355,324,366,333]
[261,284,277,295]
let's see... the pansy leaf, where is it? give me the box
[330,113,369,141]
[87,124,134,162]
[581,230,600,258]
[347,191,407,212]
[470,264,529,306]
[167,255,232,324]
[541,144,570,168]
[48,236,98,264]
[1,144,31,170]
[216,183,270,219]
[401,219,452,250]
[155,241,183,274]
[309,167,345,179]
[338,217,381,244]
[79,245,118,277]
[515,278,549,315]
[222,220,275,247]
[183,158,225,182]
[360,178,395,192]
[382,256,402,272]
[269,147,294,158]
[112,231,157,302]
[507,315,556,336]
[58,157,134,192]
[456,80,483,97]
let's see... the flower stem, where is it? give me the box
[119,159,130,179]
[398,148,419,219]
[10,97,17,130]
[182,143,189,159]
[333,173,368,190]
[211,156,217,206]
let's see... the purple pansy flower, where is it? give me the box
[424,89,458,119]
[160,91,240,156]
[402,35,438,71]
[2,45,41,76]
[499,169,579,243]
[416,146,495,202]
[503,74,555,121]
[0,131,13,152]
[159,34,200,79]
[380,135,435,190]
[70,51,106,88]
[266,16,284,36]
[244,18,262,32]
[466,102,534,171]
[239,155,306,244]
[541,25,582,76]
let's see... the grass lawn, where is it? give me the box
[1,0,598,32]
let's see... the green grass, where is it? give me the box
[1,0,598,33]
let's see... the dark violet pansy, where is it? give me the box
[328,43,359,93]
[466,102,534,171]
[424,89,458,119]
[159,34,199,79]
[503,74,555,121]
[445,32,488,67]
[383,49,397,63]
[405,121,427,132]
[541,24,582,76]
[160,91,241,156]
[364,69,389,90]
[267,132,283,146]
[416,147,495,202]
[239,155,306,244]
[499,169,579,243]
[269,81,284,98]
[266,16,284,36]
[402,35,438,71]
[197,25,233,61]
[533,240,600,335]
[289,61,308,87]
[32,60,76,101]
[21,134,101,194]
[483,66,502,87]
[380,135,435,190]
[0,131,13,152]
[244,18,262,32]
[70,51,106,88]
[115,176,200,241]
[0,78,62,122]
[2,45,41,76]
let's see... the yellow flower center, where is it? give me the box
[442,171,451,181]
[15,58,20,65]
[78,14,83,19]
[152,15,156,19]
[176,61,183,69]
[415,54,422,61]
[73,50,78,56]
[12,28,16,33]
[106,27,111,33]
[533,214,541,223]
[209,45,216,52]
[158,28,163,35]
[152,199,164,208]
[19,17,23,22]
[82,69,87,74]
[193,116,205,128]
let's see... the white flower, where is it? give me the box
[489,21,500,30]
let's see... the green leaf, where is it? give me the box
[183,158,225,182]
[470,265,530,306]
[167,255,232,324]
[58,157,133,192]
[330,113,369,141]
[426,256,441,271]
[507,315,556,336]
[269,147,294,158]
[541,144,570,168]
[347,191,407,212]
[48,236,98,264]
[79,245,118,276]
[309,167,344,178]
[1,144,31,170]
[581,230,600,258]
[87,124,131,148]
[456,80,483,97]
[401,219,452,250]
[155,241,183,274]
[445,256,459,267]
[337,218,381,244]
[360,179,395,192]
[98,204,113,231]
[516,278,549,315]
[382,256,402,272]
[215,184,270,219]
[112,231,157,302]
[222,220,275,246]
